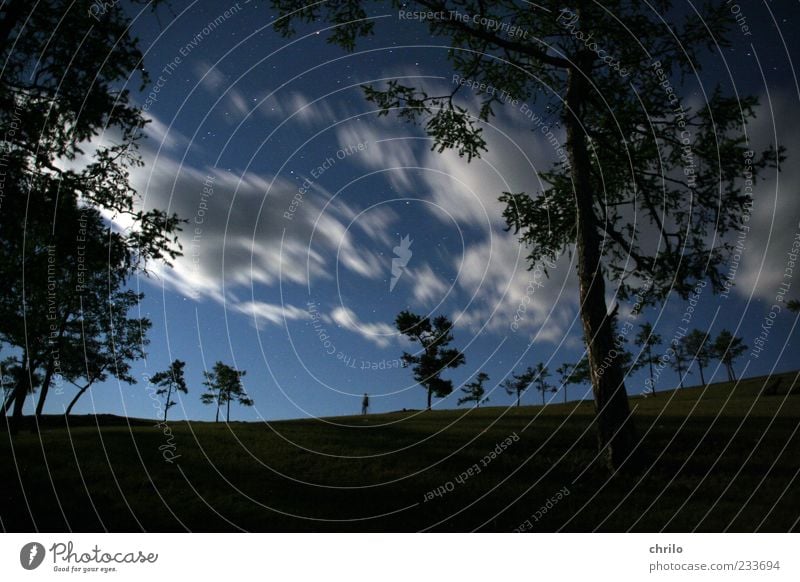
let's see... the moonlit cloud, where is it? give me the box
[328,306,397,348]
[732,91,800,305]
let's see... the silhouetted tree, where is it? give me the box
[533,363,553,406]
[684,329,712,385]
[671,339,691,389]
[787,299,799,313]
[201,362,253,423]
[395,311,465,410]
[712,330,747,382]
[63,289,151,416]
[555,363,574,404]
[502,367,535,407]
[271,0,782,469]
[1,358,41,413]
[149,360,189,423]
[632,323,662,394]
[458,372,489,408]
[0,0,181,431]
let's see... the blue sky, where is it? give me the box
[32,1,800,421]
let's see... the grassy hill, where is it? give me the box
[1,370,798,532]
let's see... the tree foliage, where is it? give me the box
[201,362,253,423]
[395,311,465,410]
[532,362,553,406]
[458,371,489,408]
[0,0,182,428]
[712,329,747,382]
[684,329,712,386]
[150,360,189,423]
[632,323,662,395]
[502,366,534,408]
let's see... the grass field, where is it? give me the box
[2,371,798,532]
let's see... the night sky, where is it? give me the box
[39,1,800,422]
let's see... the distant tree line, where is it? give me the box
[393,309,750,411]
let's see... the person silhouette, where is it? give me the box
[361,393,369,415]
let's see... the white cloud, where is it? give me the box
[733,91,800,304]
[117,115,398,328]
[408,263,451,305]
[194,60,227,92]
[329,306,397,348]
[452,233,578,341]
[335,124,419,191]
[234,300,308,329]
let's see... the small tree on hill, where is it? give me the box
[201,362,253,423]
[671,339,691,389]
[502,367,535,408]
[712,330,747,382]
[396,311,465,410]
[632,323,662,394]
[684,329,712,385]
[556,363,575,404]
[533,363,553,406]
[149,360,189,423]
[458,372,489,408]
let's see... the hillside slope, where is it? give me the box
[1,371,798,532]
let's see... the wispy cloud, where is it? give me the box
[328,306,397,348]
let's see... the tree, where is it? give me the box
[684,329,712,385]
[200,362,253,423]
[271,0,781,469]
[533,363,553,406]
[712,330,747,382]
[632,323,662,395]
[149,360,189,423]
[502,367,535,407]
[787,299,799,313]
[0,1,182,431]
[395,311,466,410]
[670,339,691,390]
[555,363,574,404]
[2,358,41,413]
[458,372,489,408]
[63,289,151,417]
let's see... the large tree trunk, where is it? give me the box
[3,385,16,414]
[36,310,71,417]
[34,358,56,418]
[565,55,636,472]
[426,387,432,411]
[6,353,34,434]
[9,381,26,433]
[698,365,706,386]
